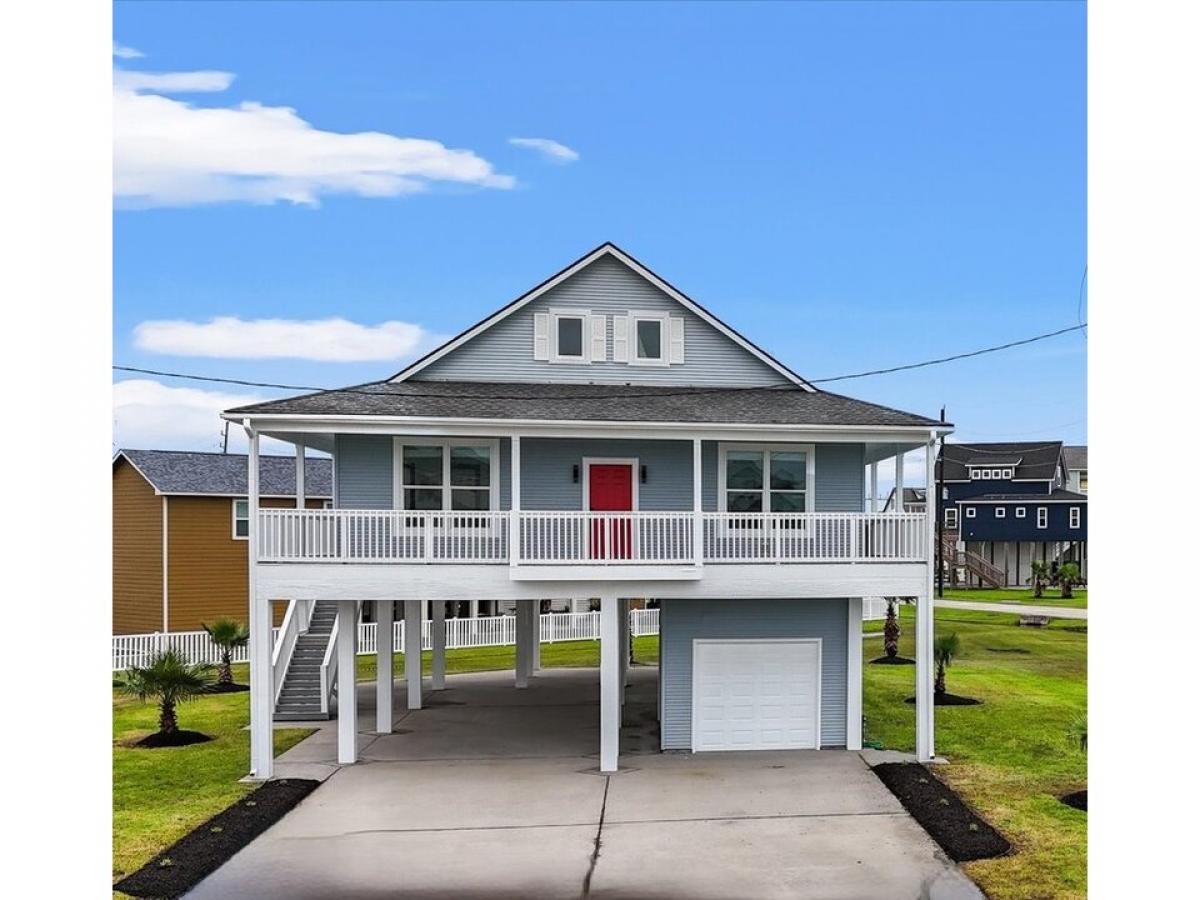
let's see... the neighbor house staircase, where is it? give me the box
[273,599,338,721]
[940,531,1006,588]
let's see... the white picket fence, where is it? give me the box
[113,603,891,671]
[112,610,659,672]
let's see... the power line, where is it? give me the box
[113,320,1087,398]
[807,323,1087,384]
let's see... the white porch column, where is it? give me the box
[531,604,542,672]
[246,427,273,780]
[469,599,479,619]
[510,436,521,568]
[846,597,863,750]
[404,599,423,710]
[894,446,905,512]
[295,441,306,508]
[376,600,394,733]
[431,601,446,690]
[515,601,532,688]
[619,598,630,704]
[915,436,937,761]
[337,598,359,764]
[692,438,704,566]
[599,595,621,772]
[869,462,879,512]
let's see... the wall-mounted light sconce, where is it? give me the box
[572,464,579,483]
[640,465,648,484]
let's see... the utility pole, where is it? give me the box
[222,420,230,454]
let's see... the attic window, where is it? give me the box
[636,319,662,361]
[555,316,585,360]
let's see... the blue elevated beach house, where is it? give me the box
[223,244,952,778]
[937,441,1087,588]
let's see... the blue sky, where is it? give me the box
[113,0,1086,478]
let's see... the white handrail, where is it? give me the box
[271,598,310,707]
[257,509,925,565]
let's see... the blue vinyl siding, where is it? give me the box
[335,437,866,513]
[659,598,849,749]
[413,254,786,387]
[958,501,1087,542]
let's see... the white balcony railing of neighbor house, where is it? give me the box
[256,509,927,565]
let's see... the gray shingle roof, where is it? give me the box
[1063,445,1087,471]
[938,441,1063,482]
[226,380,944,428]
[118,449,332,497]
[965,456,1022,467]
[960,489,1086,503]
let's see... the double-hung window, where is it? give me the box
[395,440,499,521]
[1037,507,1048,528]
[553,313,586,362]
[232,499,250,539]
[1069,507,1081,528]
[944,507,959,528]
[719,444,813,525]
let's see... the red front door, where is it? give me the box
[588,464,633,559]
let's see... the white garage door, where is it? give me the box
[691,639,821,751]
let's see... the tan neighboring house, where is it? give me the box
[113,449,332,634]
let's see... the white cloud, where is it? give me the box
[508,137,580,163]
[113,42,144,59]
[114,63,515,207]
[133,316,433,362]
[114,69,235,93]
[113,379,296,454]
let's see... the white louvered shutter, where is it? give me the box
[533,313,550,360]
[589,315,607,362]
[612,315,630,362]
[668,316,685,364]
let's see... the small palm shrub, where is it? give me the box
[1054,562,1083,599]
[202,618,250,684]
[883,599,901,659]
[121,649,214,735]
[933,632,961,696]
[1027,560,1050,598]
[1067,715,1087,753]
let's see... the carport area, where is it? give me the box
[188,667,979,900]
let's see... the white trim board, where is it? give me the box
[388,243,814,390]
[581,457,640,512]
[391,438,502,512]
[716,442,816,513]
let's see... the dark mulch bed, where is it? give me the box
[115,778,320,899]
[986,647,1031,654]
[207,682,250,694]
[905,693,982,706]
[870,655,915,665]
[1061,789,1088,811]
[133,730,214,748]
[1063,625,1088,633]
[872,763,1010,862]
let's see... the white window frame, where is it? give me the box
[1002,468,1013,478]
[965,507,976,519]
[1015,507,1026,518]
[628,310,671,367]
[550,308,590,365]
[944,507,959,529]
[995,507,1006,518]
[717,443,816,516]
[232,498,250,540]
[1070,507,1081,528]
[392,438,501,519]
[1037,507,1048,529]
[970,468,981,480]
[581,457,641,512]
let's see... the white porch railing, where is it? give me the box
[257,509,925,565]
[271,598,312,706]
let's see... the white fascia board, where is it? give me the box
[388,244,815,390]
[241,414,951,444]
[958,498,1086,505]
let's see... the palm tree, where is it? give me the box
[120,649,214,735]
[933,632,961,696]
[1027,560,1050,598]
[883,599,901,659]
[1054,562,1083,599]
[202,618,250,685]
[1066,715,1087,753]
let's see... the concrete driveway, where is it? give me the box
[187,667,980,900]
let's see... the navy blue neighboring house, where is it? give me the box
[937,441,1087,588]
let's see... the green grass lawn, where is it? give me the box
[940,587,1087,608]
[113,678,314,891]
[864,606,1087,900]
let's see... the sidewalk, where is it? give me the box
[934,599,1087,620]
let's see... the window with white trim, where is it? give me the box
[395,440,498,512]
[965,507,976,519]
[1070,507,1081,528]
[970,469,981,480]
[1015,507,1026,518]
[552,312,586,362]
[1002,469,1013,478]
[1037,507,1048,528]
[995,507,1005,518]
[945,507,958,528]
[232,499,249,539]
[719,444,813,514]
